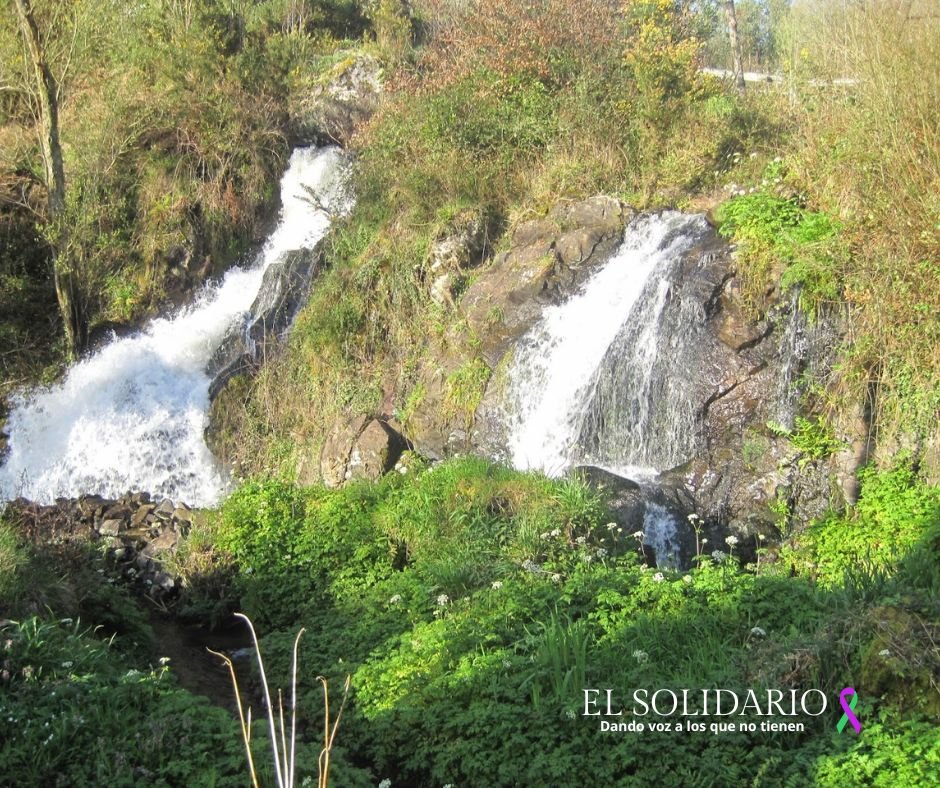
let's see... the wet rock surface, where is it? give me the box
[208,245,324,400]
[398,197,853,553]
[405,196,633,461]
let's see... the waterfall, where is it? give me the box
[503,211,712,478]
[773,290,809,431]
[641,503,681,569]
[0,146,348,507]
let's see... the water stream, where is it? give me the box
[501,211,717,565]
[503,211,712,478]
[0,146,348,507]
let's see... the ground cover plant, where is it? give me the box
[2,1,939,785]
[202,455,940,785]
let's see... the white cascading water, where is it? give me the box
[504,211,709,478]
[0,146,348,507]
[641,503,681,569]
[502,211,712,566]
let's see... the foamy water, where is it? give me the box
[0,146,347,506]
[503,212,706,476]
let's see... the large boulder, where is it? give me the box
[348,419,408,482]
[319,416,407,487]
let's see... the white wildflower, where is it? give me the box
[550,528,561,538]
[725,535,739,547]
[633,531,645,541]
[388,594,402,605]
[711,550,727,563]
[750,626,767,637]
[682,575,692,584]
[378,780,392,788]
[491,581,503,590]
[551,573,562,583]
[879,649,891,658]
[61,661,73,669]
[652,572,665,583]
[158,656,171,665]
[606,522,617,531]
[565,709,576,720]
[632,649,649,664]
[540,532,551,540]
[436,594,450,607]
[576,536,587,545]
[596,547,608,558]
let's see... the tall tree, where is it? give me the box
[11,0,85,358]
[724,0,746,90]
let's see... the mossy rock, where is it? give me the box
[204,373,253,467]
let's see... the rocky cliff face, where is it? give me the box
[379,196,860,563]
[403,196,632,460]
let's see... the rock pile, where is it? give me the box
[5,493,193,600]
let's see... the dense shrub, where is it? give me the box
[801,460,940,592]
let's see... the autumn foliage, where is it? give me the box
[408,0,622,89]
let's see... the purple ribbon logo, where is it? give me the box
[837,687,861,733]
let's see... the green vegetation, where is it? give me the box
[0,617,248,785]
[197,458,939,784]
[2,456,939,783]
[768,416,843,467]
[716,188,844,316]
[2,1,939,785]
[0,0,367,385]
[798,459,940,595]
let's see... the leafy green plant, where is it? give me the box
[0,522,27,605]
[442,357,492,427]
[768,415,842,465]
[521,609,590,710]
[716,192,844,315]
[0,617,250,785]
[804,460,940,589]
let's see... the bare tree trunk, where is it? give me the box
[724,1,746,91]
[12,0,84,359]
